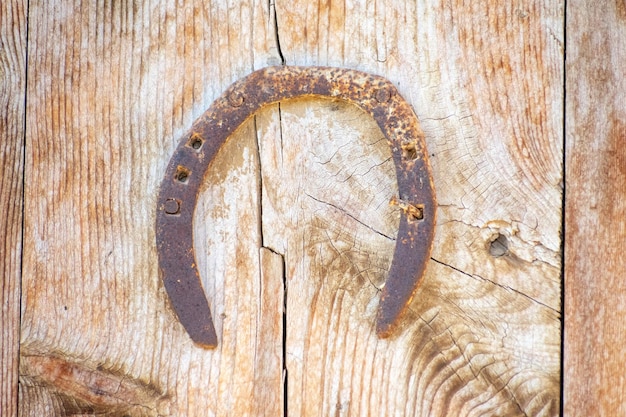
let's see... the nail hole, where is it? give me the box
[390,197,424,222]
[175,166,190,183]
[489,234,509,257]
[406,204,424,222]
[401,140,418,160]
[188,134,203,150]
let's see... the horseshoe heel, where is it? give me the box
[156,66,436,348]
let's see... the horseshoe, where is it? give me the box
[156,66,436,348]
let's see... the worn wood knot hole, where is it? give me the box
[164,198,181,215]
[489,233,509,257]
[228,91,245,107]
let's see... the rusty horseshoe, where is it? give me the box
[156,66,436,348]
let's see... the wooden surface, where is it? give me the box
[17,1,563,416]
[564,2,626,415]
[0,1,27,416]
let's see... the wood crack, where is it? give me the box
[305,193,395,241]
[280,248,288,417]
[269,0,285,65]
[430,257,559,315]
[256,106,289,416]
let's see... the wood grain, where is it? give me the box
[0,1,27,416]
[275,1,563,415]
[564,2,626,415]
[21,1,281,415]
[20,0,563,415]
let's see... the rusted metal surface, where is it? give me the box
[156,66,436,348]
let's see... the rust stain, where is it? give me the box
[597,115,626,219]
[617,0,626,21]
[19,353,167,411]
[156,66,436,347]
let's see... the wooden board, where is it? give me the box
[0,1,27,416]
[19,1,563,415]
[564,2,626,415]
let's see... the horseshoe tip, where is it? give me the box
[188,324,218,349]
[376,324,393,339]
[375,307,398,339]
[194,339,218,349]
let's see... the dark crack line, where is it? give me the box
[253,115,265,248]
[270,0,285,65]
[280,249,288,417]
[305,193,395,241]
[17,3,31,416]
[559,3,567,415]
[278,102,284,163]
[430,257,559,315]
[256,103,289,416]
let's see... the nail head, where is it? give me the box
[375,87,391,103]
[164,198,181,215]
[229,91,244,107]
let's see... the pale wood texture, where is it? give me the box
[19,1,563,416]
[0,1,27,416]
[564,2,626,415]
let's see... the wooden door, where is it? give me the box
[1,1,621,416]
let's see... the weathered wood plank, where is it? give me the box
[20,0,564,415]
[256,100,401,416]
[20,1,282,415]
[564,2,626,415]
[275,1,563,415]
[0,1,27,416]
